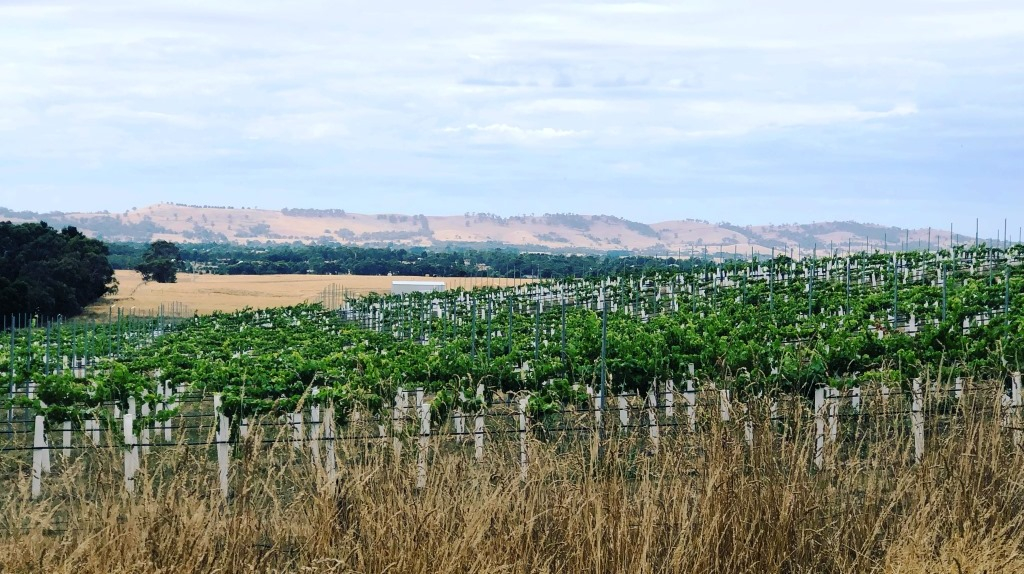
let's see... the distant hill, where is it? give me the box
[0,203,987,255]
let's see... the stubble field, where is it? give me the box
[87,270,531,316]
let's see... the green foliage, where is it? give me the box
[4,243,1023,428]
[136,240,181,283]
[0,221,116,317]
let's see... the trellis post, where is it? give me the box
[911,378,924,464]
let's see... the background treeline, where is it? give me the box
[1,222,116,321]
[107,243,711,279]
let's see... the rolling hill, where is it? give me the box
[0,203,987,255]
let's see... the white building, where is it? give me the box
[391,280,446,295]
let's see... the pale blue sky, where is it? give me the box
[0,1,1021,234]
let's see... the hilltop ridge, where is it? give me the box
[0,203,984,255]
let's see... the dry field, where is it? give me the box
[86,270,533,316]
[2,387,1023,573]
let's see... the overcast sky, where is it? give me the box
[0,1,1022,233]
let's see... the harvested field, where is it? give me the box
[86,270,532,316]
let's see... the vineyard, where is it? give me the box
[3,244,1024,572]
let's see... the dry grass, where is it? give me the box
[3,388,1024,573]
[86,271,533,316]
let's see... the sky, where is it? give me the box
[0,1,1022,234]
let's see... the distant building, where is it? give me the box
[392,280,445,295]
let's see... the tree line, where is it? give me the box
[107,243,711,279]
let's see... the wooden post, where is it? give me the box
[719,389,731,422]
[519,397,529,481]
[290,411,304,452]
[324,405,337,491]
[814,387,825,470]
[393,388,405,461]
[154,382,164,442]
[474,384,485,462]
[416,402,430,489]
[618,394,629,429]
[587,385,601,429]
[140,401,150,455]
[742,403,753,446]
[911,378,924,464]
[31,415,45,499]
[684,380,696,432]
[37,401,51,475]
[827,387,839,445]
[310,389,322,467]
[664,379,675,419]
[647,387,659,450]
[124,413,138,494]
[1012,373,1022,449]
[163,384,177,442]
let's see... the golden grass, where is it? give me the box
[2,387,1023,573]
[86,271,534,316]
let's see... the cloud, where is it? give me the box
[671,101,919,137]
[0,0,1019,231]
[442,123,587,141]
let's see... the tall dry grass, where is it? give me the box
[2,387,1024,573]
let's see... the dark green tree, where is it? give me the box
[136,240,181,283]
[0,222,117,318]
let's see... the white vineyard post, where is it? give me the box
[684,380,696,432]
[519,397,529,481]
[324,405,337,492]
[814,387,825,470]
[954,377,963,400]
[393,387,405,462]
[911,378,924,464]
[85,417,97,446]
[719,389,731,422]
[647,387,660,451]
[664,379,675,419]
[474,384,485,462]
[31,415,45,499]
[140,400,150,455]
[38,401,50,475]
[240,417,250,439]
[454,391,466,438]
[62,421,71,459]
[618,394,629,430]
[416,402,430,490]
[1012,373,1022,449]
[213,393,230,500]
[310,389,322,467]
[123,413,138,494]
